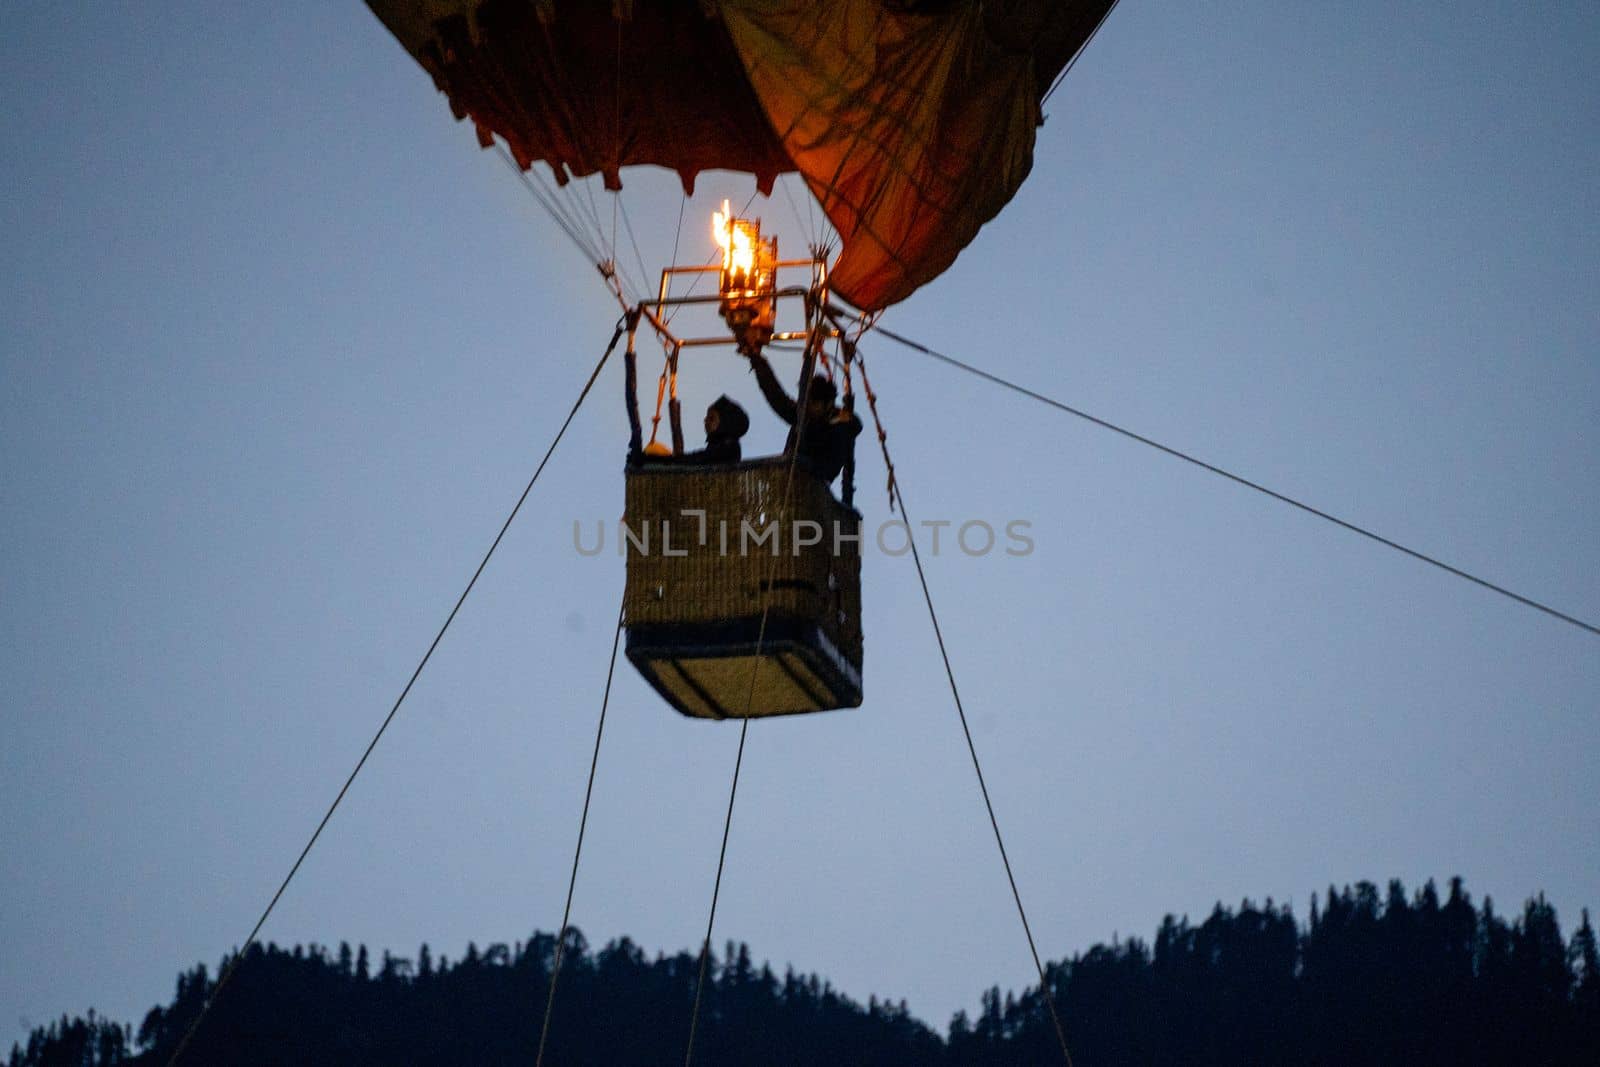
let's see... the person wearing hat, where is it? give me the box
[745,352,862,487]
[641,394,750,465]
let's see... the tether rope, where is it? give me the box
[683,720,749,1067]
[891,470,1077,1066]
[683,324,829,1067]
[165,325,625,1067]
[855,320,1600,641]
[846,344,1076,1064]
[535,598,627,1067]
[1043,0,1122,106]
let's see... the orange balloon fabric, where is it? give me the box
[366,0,1115,310]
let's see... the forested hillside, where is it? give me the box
[14,878,1599,1065]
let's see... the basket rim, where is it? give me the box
[625,455,863,518]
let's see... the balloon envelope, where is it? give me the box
[366,0,1116,310]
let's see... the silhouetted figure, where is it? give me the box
[745,352,862,487]
[641,395,749,465]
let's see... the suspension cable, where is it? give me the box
[666,195,688,306]
[611,15,623,264]
[1043,0,1122,106]
[852,319,1600,641]
[535,598,627,1067]
[495,144,654,302]
[617,194,654,309]
[899,478,1076,1065]
[848,343,897,512]
[779,173,813,248]
[683,719,748,1067]
[683,319,829,1067]
[495,146,607,272]
[165,324,626,1067]
[861,374,1077,1065]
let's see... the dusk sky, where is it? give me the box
[4,1,1597,1051]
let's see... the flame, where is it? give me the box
[712,199,755,280]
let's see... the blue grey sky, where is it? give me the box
[3,1,1597,1049]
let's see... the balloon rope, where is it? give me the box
[683,314,829,1067]
[851,354,1077,1064]
[854,319,1600,641]
[162,325,625,1067]
[891,461,1078,1067]
[534,597,626,1067]
[1043,0,1122,105]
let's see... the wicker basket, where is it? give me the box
[623,457,863,718]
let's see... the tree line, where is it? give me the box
[13,877,1599,1065]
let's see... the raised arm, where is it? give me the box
[747,352,796,425]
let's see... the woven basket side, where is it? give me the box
[623,462,862,669]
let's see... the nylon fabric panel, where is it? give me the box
[365,0,793,193]
[721,0,1040,310]
[364,0,1116,308]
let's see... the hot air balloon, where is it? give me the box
[366,0,1118,717]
